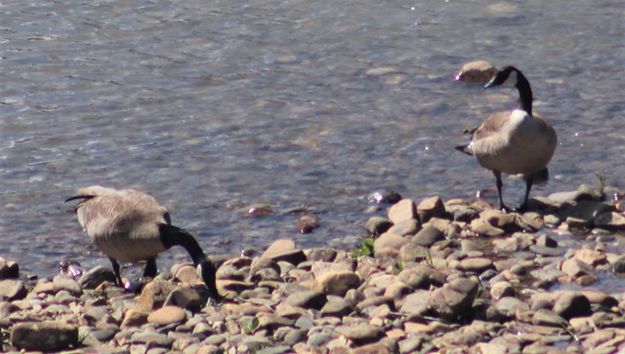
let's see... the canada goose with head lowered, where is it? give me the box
[65,186,220,299]
[456,66,557,212]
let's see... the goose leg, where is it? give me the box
[519,176,534,212]
[143,257,157,279]
[109,257,123,287]
[493,171,509,212]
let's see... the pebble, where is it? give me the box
[3,187,625,353]
[147,306,186,325]
[411,226,445,247]
[388,199,418,224]
[11,321,78,351]
[0,279,27,301]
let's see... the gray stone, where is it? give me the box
[284,328,307,345]
[79,265,117,289]
[398,242,429,262]
[52,275,82,295]
[365,216,393,236]
[131,332,174,347]
[11,321,78,351]
[429,278,478,319]
[532,310,568,327]
[0,279,26,301]
[536,234,558,248]
[490,281,514,300]
[306,248,337,262]
[321,298,352,317]
[337,323,384,345]
[314,270,361,296]
[459,257,493,273]
[399,336,426,353]
[388,199,418,224]
[561,258,594,278]
[306,332,333,347]
[412,226,444,247]
[388,219,420,236]
[417,196,446,223]
[164,286,204,312]
[400,290,430,315]
[285,290,327,310]
[494,297,529,317]
[256,315,295,333]
[553,293,591,319]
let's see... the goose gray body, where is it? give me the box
[73,186,169,263]
[66,185,221,299]
[456,66,557,211]
[466,109,557,178]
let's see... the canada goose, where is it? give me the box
[456,66,557,212]
[65,185,220,299]
[455,60,497,84]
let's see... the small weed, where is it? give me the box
[243,317,259,334]
[351,237,375,257]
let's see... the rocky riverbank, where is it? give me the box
[2,184,625,353]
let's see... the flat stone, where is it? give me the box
[260,239,306,265]
[480,209,518,229]
[173,264,202,285]
[121,309,149,328]
[306,248,337,262]
[399,242,429,262]
[494,297,529,318]
[79,265,117,289]
[11,321,78,351]
[337,323,384,345]
[429,278,478,319]
[561,258,594,278]
[164,286,204,312]
[0,279,27,301]
[374,231,408,255]
[411,226,444,247]
[490,281,514,300]
[147,306,186,325]
[400,290,430,315]
[388,199,418,224]
[52,275,82,295]
[314,271,361,296]
[131,332,174,347]
[459,257,493,273]
[321,298,352,317]
[532,310,568,327]
[365,216,393,236]
[575,249,607,266]
[470,218,504,237]
[285,290,327,310]
[417,196,446,223]
[536,234,558,248]
[553,293,591,319]
[256,315,295,333]
[137,278,176,311]
[388,219,420,236]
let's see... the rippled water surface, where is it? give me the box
[1,1,624,277]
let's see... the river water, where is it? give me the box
[1,1,624,277]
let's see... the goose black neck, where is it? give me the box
[159,224,207,265]
[514,70,533,116]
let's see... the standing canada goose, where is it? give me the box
[456,66,557,212]
[65,185,221,299]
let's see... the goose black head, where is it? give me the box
[484,66,519,89]
[197,258,222,302]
